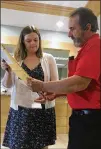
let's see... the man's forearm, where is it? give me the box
[42,79,72,94]
[55,93,67,98]
[30,75,91,94]
[42,75,89,94]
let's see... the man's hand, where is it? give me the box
[26,77,56,103]
[34,92,56,103]
[34,92,46,104]
[44,92,56,101]
[26,77,43,92]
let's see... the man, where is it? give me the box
[26,7,101,149]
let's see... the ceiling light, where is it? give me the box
[56,21,64,28]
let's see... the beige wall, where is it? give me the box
[1,36,78,56]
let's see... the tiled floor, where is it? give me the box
[49,134,68,149]
[1,134,68,149]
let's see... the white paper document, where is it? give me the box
[15,79,42,109]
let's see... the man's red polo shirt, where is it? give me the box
[67,34,101,109]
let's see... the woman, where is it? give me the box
[1,26,58,149]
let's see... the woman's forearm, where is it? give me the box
[2,71,13,88]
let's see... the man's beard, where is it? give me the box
[73,38,83,47]
[71,33,84,47]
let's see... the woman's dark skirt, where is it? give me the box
[2,106,56,149]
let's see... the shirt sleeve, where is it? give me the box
[1,72,15,89]
[74,44,100,81]
[48,54,59,81]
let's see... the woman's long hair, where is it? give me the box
[14,26,43,62]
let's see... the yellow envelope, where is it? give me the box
[1,44,29,81]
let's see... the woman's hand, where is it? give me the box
[1,59,13,88]
[1,59,11,73]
